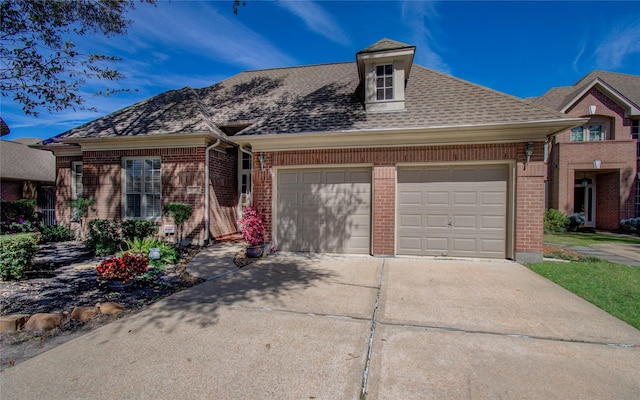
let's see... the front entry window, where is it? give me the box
[574,178,595,227]
[124,158,161,219]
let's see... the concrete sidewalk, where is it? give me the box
[1,246,639,399]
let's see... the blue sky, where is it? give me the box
[2,0,639,141]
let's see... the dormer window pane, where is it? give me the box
[376,63,393,101]
[589,125,602,141]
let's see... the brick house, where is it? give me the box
[531,71,640,229]
[41,39,582,261]
[1,138,56,224]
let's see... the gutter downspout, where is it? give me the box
[204,139,224,245]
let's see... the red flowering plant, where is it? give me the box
[237,206,265,247]
[96,252,148,283]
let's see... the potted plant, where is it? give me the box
[237,206,265,258]
[96,252,148,291]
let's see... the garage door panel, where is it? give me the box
[452,215,476,229]
[397,165,507,259]
[277,168,371,254]
[425,214,448,228]
[452,191,477,205]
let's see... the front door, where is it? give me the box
[574,178,595,227]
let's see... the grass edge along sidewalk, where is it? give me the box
[529,259,640,330]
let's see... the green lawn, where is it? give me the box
[529,260,640,330]
[544,232,640,247]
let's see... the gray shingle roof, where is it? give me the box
[532,70,640,111]
[357,38,415,54]
[0,140,55,182]
[50,58,572,141]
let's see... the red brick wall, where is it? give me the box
[208,148,239,238]
[596,171,620,229]
[1,179,22,201]
[55,155,83,226]
[254,142,540,258]
[56,148,238,244]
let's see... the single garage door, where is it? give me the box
[397,165,507,258]
[277,168,371,254]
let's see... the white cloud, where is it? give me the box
[594,21,640,69]
[279,0,351,46]
[101,1,296,71]
[400,1,450,74]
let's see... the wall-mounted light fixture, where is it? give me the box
[524,142,534,167]
[258,152,265,170]
[593,159,601,169]
[589,105,597,115]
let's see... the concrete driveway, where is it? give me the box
[2,249,639,399]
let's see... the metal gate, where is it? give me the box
[39,186,56,226]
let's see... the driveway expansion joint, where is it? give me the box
[378,321,640,348]
[360,258,386,398]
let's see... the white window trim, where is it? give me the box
[375,63,394,101]
[71,161,83,200]
[122,156,162,221]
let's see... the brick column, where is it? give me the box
[515,160,545,263]
[372,165,395,256]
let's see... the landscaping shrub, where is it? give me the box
[96,252,148,283]
[568,212,586,232]
[121,237,179,267]
[0,199,37,222]
[544,208,570,233]
[87,219,123,255]
[120,220,158,242]
[163,202,193,246]
[620,217,640,234]
[40,224,75,243]
[0,233,39,280]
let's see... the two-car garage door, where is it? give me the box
[275,164,508,258]
[397,165,508,258]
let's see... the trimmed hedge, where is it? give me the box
[86,219,160,256]
[0,233,39,280]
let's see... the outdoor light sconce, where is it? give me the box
[524,142,534,167]
[258,152,265,170]
[589,105,597,115]
[593,159,601,169]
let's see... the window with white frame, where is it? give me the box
[376,64,394,101]
[124,158,161,219]
[571,118,610,142]
[71,161,83,200]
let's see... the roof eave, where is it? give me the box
[232,118,587,152]
[53,131,236,152]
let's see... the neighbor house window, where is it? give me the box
[71,161,83,200]
[376,64,393,100]
[124,158,161,219]
[571,124,604,142]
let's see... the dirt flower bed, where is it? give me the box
[0,245,204,371]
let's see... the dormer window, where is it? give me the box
[376,64,394,101]
[356,39,416,112]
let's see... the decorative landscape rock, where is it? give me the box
[23,312,69,331]
[96,302,125,315]
[70,306,100,322]
[0,314,30,332]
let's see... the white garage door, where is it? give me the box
[397,165,507,258]
[277,168,371,254]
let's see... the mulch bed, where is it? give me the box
[0,244,205,371]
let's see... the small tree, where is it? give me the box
[163,202,192,247]
[68,197,96,239]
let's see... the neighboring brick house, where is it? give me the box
[531,71,640,229]
[1,138,56,224]
[40,38,582,261]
